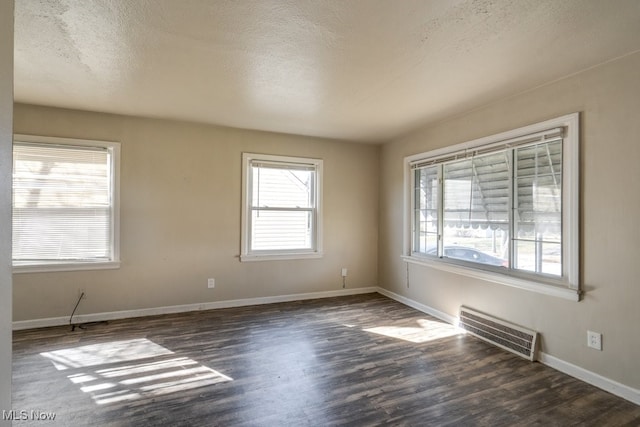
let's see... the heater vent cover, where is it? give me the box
[459,306,538,361]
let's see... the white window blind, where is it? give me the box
[13,138,119,268]
[410,128,563,169]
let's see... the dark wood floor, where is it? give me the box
[12,293,640,426]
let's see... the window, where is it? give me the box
[241,153,323,261]
[404,114,579,300]
[13,135,120,272]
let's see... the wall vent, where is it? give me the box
[459,306,538,361]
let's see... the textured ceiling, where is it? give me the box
[13,0,640,143]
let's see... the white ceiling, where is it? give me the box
[13,0,640,143]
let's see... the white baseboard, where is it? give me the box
[538,352,640,406]
[376,287,459,326]
[378,288,640,407]
[12,286,378,331]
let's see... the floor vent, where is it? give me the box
[459,306,538,361]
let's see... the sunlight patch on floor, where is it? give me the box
[40,338,232,405]
[40,338,173,370]
[363,318,462,343]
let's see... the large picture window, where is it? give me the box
[241,153,323,261]
[13,135,120,272]
[405,114,579,300]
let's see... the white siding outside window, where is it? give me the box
[241,153,323,261]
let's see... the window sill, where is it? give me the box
[401,255,581,302]
[13,261,121,274]
[240,252,324,262]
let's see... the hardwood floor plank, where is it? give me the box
[12,293,640,426]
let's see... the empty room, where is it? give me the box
[1,0,640,425]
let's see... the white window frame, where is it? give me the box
[403,113,580,301]
[12,134,121,273]
[241,153,323,262]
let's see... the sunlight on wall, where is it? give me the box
[40,338,232,405]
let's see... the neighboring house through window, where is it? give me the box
[241,153,323,261]
[12,135,120,272]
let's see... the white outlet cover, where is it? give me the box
[207,278,215,288]
[341,268,348,277]
[587,330,602,350]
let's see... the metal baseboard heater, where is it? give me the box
[459,306,539,361]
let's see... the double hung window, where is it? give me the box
[241,153,322,261]
[13,135,120,272]
[405,114,579,299]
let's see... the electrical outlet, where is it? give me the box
[207,278,215,289]
[341,268,348,277]
[587,330,602,350]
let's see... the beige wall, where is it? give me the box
[12,105,379,320]
[0,0,13,421]
[379,51,640,390]
[10,36,639,401]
